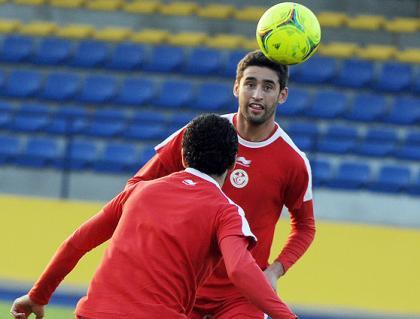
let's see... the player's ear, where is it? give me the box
[233,80,239,98]
[278,86,288,104]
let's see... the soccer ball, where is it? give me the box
[256,2,321,65]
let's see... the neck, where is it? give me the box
[210,171,228,188]
[236,113,276,142]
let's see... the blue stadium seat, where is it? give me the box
[0,135,21,164]
[167,112,198,128]
[373,62,412,92]
[0,69,5,88]
[364,128,399,143]
[317,125,358,155]
[293,136,314,152]
[407,171,420,196]
[107,42,145,70]
[83,119,125,138]
[46,105,89,134]
[277,88,310,117]
[140,146,156,165]
[328,162,371,190]
[124,123,167,140]
[386,96,420,125]
[412,73,420,95]
[132,111,166,124]
[0,102,14,128]
[311,159,334,187]
[222,50,247,77]
[334,59,374,88]
[369,165,411,193]
[78,75,117,104]
[143,45,184,72]
[41,72,81,101]
[56,105,88,119]
[114,78,155,106]
[184,47,223,75]
[156,80,194,109]
[293,56,337,84]
[33,37,72,65]
[324,124,359,139]
[0,35,33,62]
[286,122,320,139]
[193,82,233,111]
[9,114,49,132]
[18,103,50,115]
[405,132,420,146]
[16,137,62,167]
[394,144,420,161]
[344,93,388,122]
[69,140,98,170]
[3,70,43,98]
[94,109,126,121]
[355,141,396,157]
[307,90,348,119]
[70,40,109,68]
[94,143,138,173]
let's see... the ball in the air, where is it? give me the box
[256,2,321,65]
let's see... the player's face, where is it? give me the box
[234,66,287,125]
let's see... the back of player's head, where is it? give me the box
[236,50,289,90]
[183,114,238,176]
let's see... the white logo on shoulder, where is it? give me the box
[182,179,196,186]
[236,156,252,167]
[230,169,249,188]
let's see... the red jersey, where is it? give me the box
[29,168,258,318]
[127,113,316,301]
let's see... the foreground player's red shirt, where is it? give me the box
[127,113,316,300]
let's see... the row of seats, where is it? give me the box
[9,0,420,34]
[1,133,419,195]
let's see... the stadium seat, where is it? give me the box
[193,82,233,111]
[130,29,169,45]
[70,40,109,68]
[293,136,314,152]
[83,119,125,138]
[0,106,12,128]
[94,109,127,121]
[16,137,62,167]
[18,103,50,115]
[412,72,420,95]
[328,162,371,190]
[316,11,348,27]
[234,6,266,21]
[222,49,247,77]
[140,146,156,165]
[206,34,246,50]
[49,0,84,8]
[55,24,95,40]
[107,42,145,70]
[346,15,385,30]
[396,48,420,64]
[364,128,399,143]
[407,172,420,196]
[123,1,161,14]
[20,21,57,37]
[373,62,413,92]
[78,75,117,104]
[9,114,49,132]
[167,112,198,128]
[197,4,234,19]
[306,90,348,119]
[85,0,123,11]
[94,143,138,173]
[395,145,420,161]
[286,122,320,139]
[156,80,194,109]
[293,56,337,84]
[184,47,223,75]
[114,78,155,106]
[277,88,311,117]
[41,72,81,101]
[32,37,72,65]
[369,165,411,193]
[344,93,388,122]
[384,17,419,33]
[132,111,166,124]
[318,42,359,59]
[334,59,374,88]
[3,70,43,98]
[386,96,420,125]
[124,123,167,141]
[317,125,358,155]
[355,128,398,157]
[158,1,198,16]
[311,159,334,186]
[143,45,184,72]
[68,140,98,170]
[93,27,132,42]
[356,44,397,61]
[0,19,22,33]
[405,132,420,146]
[0,35,33,62]
[56,105,88,119]
[0,135,20,164]
[168,32,208,47]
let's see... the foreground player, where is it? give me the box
[10,114,297,319]
[126,50,316,318]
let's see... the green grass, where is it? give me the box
[0,300,75,319]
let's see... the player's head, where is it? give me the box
[182,114,238,177]
[234,50,288,125]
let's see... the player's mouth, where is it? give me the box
[248,103,265,114]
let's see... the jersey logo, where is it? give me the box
[182,179,196,186]
[230,169,249,188]
[236,156,252,167]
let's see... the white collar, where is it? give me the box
[185,167,221,189]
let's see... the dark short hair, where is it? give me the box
[182,114,238,176]
[236,50,289,90]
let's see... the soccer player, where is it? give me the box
[126,50,316,318]
[10,114,297,319]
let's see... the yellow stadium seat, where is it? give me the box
[20,21,57,36]
[94,27,133,42]
[356,44,397,60]
[85,0,122,11]
[395,48,420,64]
[317,11,348,27]
[49,0,84,8]
[234,6,266,21]
[159,2,198,16]
[346,15,385,30]
[13,0,45,5]
[130,29,169,44]
[318,42,359,58]
[55,24,95,39]
[0,19,22,33]
[123,0,161,14]
[384,17,419,33]
[242,38,259,51]
[197,4,234,19]
[168,32,208,47]
[206,34,246,50]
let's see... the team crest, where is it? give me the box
[230,169,249,188]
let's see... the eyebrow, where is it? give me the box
[244,76,276,85]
